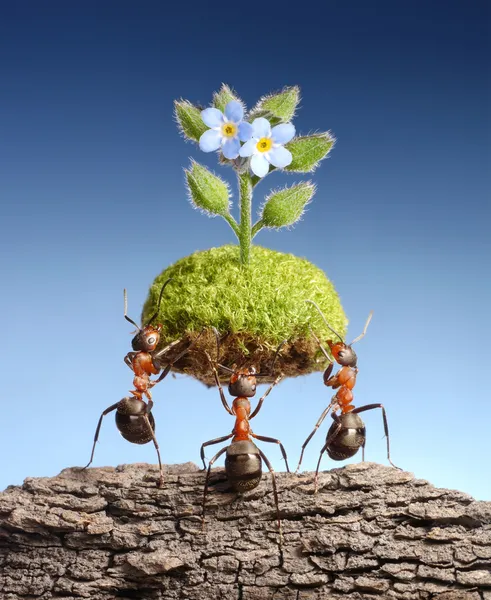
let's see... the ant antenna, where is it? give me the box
[212,326,234,374]
[309,326,333,362]
[146,278,173,326]
[256,339,287,377]
[349,311,373,346]
[305,300,344,343]
[124,289,141,330]
[211,327,221,362]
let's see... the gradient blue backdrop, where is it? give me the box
[1,1,490,499]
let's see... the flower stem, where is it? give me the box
[222,213,240,239]
[251,218,265,239]
[238,171,253,265]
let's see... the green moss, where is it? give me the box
[142,245,347,383]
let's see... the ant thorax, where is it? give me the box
[232,397,251,417]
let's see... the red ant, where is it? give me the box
[80,280,191,487]
[296,300,399,489]
[123,278,182,401]
[201,330,289,540]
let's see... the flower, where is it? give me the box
[239,118,295,177]
[199,101,253,159]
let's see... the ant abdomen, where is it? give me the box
[115,396,155,445]
[326,412,366,461]
[225,441,262,492]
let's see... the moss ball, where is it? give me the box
[142,245,347,384]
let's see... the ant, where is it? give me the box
[296,300,399,490]
[123,278,182,401]
[201,330,290,540]
[80,280,191,487]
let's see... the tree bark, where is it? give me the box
[0,462,490,599]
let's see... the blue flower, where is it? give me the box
[199,101,253,160]
[239,118,295,177]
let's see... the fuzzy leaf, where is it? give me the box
[174,100,208,142]
[185,161,231,217]
[260,182,315,229]
[213,84,245,113]
[285,133,335,173]
[249,86,300,124]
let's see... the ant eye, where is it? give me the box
[147,336,156,345]
[338,351,344,358]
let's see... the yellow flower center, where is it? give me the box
[221,123,237,138]
[256,137,272,153]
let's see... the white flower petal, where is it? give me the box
[222,137,240,159]
[251,154,270,177]
[224,101,244,123]
[271,123,295,144]
[199,129,222,152]
[238,121,253,142]
[239,138,257,157]
[252,117,271,139]
[268,146,293,168]
[201,107,224,128]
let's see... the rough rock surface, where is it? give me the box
[1,462,490,599]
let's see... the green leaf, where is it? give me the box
[249,86,300,124]
[185,161,231,217]
[260,181,315,229]
[174,99,208,142]
[213,84,245,113]
[285,133,335,173]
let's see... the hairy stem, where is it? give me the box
[222,213,240,239]
[238,172,253,264]
[251,219,265,239]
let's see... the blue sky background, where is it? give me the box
[1,1,490,499]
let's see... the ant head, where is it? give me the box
[124,279,173,352]
[306,300,372,369]
[327,341,358,367]
[228,367,257,398]
[131,324,162,352]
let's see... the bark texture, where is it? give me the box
[0,462,490,600]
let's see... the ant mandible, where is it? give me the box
[201,330,290,540]
[80,280,191,487]
[296,300,400,490]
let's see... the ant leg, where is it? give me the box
[352,404,401,469]
[314,443,328,493]
[151,339,181,365]
[251,433,290,473]
[205,352,233,415]
[249,374,283,420]
[309,327,335,387]
[202,446,228,530]
[153,363,172,384]
[124,352,137,370]
[81,402,120,470]
[142,410,165,487]
[153,342,194,384]
[153,330,206,378]
[314,416,342,492]
[295,402,334,473]
[200,434,233,469]
[257,448,283,546]
[323,363,335,386]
